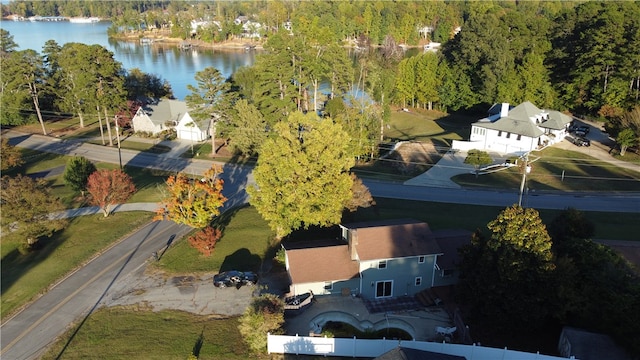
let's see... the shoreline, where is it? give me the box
[110,30,266,50]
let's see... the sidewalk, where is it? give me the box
[48,202,158,219]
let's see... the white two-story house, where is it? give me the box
[452,101,573,155]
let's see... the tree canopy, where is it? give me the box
[0,175,67,250]
[155,165,227,228]
[63,156,97,195]
[457,205,555,329]
[248,112,355,239]
[86,169,136,217]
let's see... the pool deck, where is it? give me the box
[283,295,454,342]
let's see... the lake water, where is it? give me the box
[0,20,257,100]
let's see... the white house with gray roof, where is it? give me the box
[132,99,189,136]
[452,101,573,155]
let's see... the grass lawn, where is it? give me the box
[452,147,640,192]
[385,108,473,146]
[153,206,274,274]
[41,307,252,360]
[0,212,153,320]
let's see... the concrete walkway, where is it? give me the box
[404,121,640,188]
[48,202,158,219]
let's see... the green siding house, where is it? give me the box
[284,219,471,299]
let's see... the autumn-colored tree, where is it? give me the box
[344,173,376,212]
[156,165,227,228]
[0,138,23,171]
[86,169,136,217]
[188,226,221,256]
[1,175,67,251]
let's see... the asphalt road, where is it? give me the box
[6,130,640,213]
[0,220,192,360]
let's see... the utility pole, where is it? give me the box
[518,152,531,207]
[114,115,122,169]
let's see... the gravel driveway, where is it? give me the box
[101,262,290,316]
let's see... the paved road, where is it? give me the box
[6,130,639,213]
[5,131,253,210]
[0,220,192,360]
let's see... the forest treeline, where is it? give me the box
[2,1,639,149]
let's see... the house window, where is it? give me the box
[506,132,511,139]
[517,134,522,141]
[418,256,425,263]
[378,260,387,269]
[376,281,393,298]
[324,281,333,290]
[415,277,422,286]
[498,131,502,137]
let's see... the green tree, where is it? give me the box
[0,175,67,251]
[124,68,173,100]
[228,99,267,156]
[0,29,18,55]
[394,57,416,107]
[248,112,355,239]
[155,165,227,228]
[458,205,555,330]
[186,67,231,157]
[238,294,284,355]
[0,138,23,171]
[0,49,48,134]
[414,53,441,110]
[63,156,97,196]
[616,129,637,156]
[464,149,493,178]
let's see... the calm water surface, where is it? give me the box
[1,20,257,100]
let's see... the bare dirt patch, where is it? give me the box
[387,141,442,175]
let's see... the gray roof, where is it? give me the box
[539,110,572,130]
[142,99,190,126]
[473,101,544,138]
[560,327,631,360]
[374,347,467,360]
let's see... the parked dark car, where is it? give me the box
[565,135,590,147]
[213,271,258,288]
[575,136,590,146]
[570,124,590,137]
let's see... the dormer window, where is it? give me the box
[378,260,387,269]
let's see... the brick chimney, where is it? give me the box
[500,103,510,117]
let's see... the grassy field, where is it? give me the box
[41,307,252,360]
[1,212,154,319]
[453,147,640,192]
[152,206,274,274]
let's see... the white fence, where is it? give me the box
[267,334,575,360]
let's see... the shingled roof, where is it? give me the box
[473,101,545,138]
[286,245,360,284]
[345,219,443,261]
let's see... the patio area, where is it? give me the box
[283,294,454,342]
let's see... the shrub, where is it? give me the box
[238,294,284,354]
[187,227,221,256]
